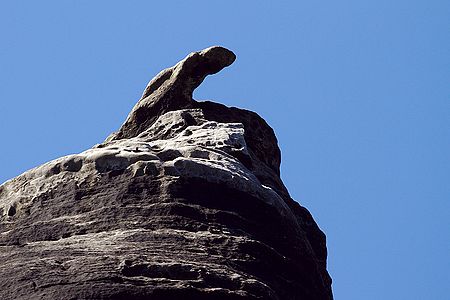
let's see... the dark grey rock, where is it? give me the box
[0,47,333,300]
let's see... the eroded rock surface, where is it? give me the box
[0,46,333,300]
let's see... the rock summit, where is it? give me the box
[0,46,333,300]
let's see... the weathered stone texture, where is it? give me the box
[0,47,332,300]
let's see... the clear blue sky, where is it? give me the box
[1,1,448,299]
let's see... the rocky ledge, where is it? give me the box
[0,47,332,300]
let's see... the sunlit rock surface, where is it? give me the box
[0,46,333,300]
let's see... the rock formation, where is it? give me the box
[0,47,333,300]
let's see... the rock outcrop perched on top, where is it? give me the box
[0,47,333,300]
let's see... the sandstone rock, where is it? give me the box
[0,46,333,299]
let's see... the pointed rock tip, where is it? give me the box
[110,46,236,141]
[171,46,236,86]
[196,46,236,73]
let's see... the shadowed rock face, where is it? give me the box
[0,46,333,300]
